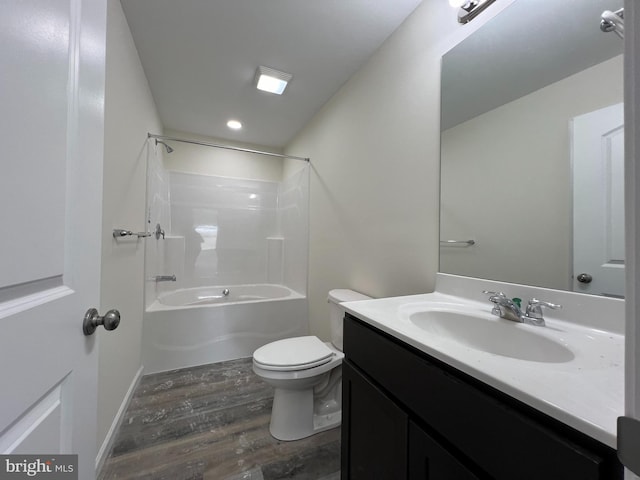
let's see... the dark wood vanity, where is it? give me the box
[341,313,623,479]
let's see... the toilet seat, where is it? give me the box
[253,336,334,371]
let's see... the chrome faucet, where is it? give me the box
[155,275,176,282]
[155,223,165,240]
[523,298,562,327]
[483,291,561,327]
[484,291,522,322]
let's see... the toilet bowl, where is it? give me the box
[252,289,371,441]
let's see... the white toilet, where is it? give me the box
[252,289,371,441]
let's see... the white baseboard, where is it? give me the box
[95,365,144,475]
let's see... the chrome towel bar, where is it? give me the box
[113,229,151,238]
[440,239,476,247]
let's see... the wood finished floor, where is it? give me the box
[98,358,341,480]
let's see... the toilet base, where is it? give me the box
[312,410,341,434]
[269,386,341,441]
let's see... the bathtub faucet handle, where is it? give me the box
[155,223,165,240]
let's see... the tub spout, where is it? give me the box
[155,275,176,282]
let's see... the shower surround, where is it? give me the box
[143,154,309,374]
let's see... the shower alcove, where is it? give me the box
[142,132,309,374]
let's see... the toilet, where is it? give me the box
[252,289,371,441]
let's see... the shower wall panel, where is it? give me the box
[169,172,279,287]
[144,147,171,308]
[278,167,309,295]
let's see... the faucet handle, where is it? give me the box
[525,298,562,324]
[482,290,506,298]
[528,298,562,310]
[483,291,508,317]
[483,291,510,307]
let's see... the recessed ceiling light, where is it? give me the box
[255,66,292,95]
[227,120,242,130]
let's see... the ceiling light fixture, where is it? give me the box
[227,119,242,130]
[450,0,496,24]
[255,66,292,95]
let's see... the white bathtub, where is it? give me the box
[142,284,308,374]
[155,284,295,307]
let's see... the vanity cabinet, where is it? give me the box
[341,314,622,480]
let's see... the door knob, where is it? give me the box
[576,273,593,284]
[83,308,121,335]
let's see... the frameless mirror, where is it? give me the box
[440,0,624,297]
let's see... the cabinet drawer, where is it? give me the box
[344,314,621,480]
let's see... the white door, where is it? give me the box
[572,102,625,297]
[625,3,640,479]
[0,1,106,479]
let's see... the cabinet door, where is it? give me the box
[409,421,481,480]
[342,361,408,480]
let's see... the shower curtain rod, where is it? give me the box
[147,133,310,162]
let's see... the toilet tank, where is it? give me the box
[327,289,371,351]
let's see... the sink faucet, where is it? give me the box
[483,291,561,327]
[484,291,522,322]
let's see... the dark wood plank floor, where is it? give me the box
[99,358,341,480]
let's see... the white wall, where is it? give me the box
[163,129,284,182]
[98,0,163,458]
[441,55,623,290]
[284,0,517,340]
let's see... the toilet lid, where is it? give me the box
[253,336,334,371]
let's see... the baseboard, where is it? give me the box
[95,365,144,475]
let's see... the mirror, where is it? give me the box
[440,0,624,297]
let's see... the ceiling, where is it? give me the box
[120,0,423,148]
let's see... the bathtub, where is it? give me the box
[142,284,308,374]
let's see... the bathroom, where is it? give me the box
[1,0,639,478]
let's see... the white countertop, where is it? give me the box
[342,289,624,448]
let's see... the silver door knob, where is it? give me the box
[83,308,121,335]
[577,273,593,284]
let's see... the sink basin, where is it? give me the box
[409,309,574,363]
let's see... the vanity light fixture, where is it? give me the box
[254,66,292,95]
[227,119,242,130]
[450,0,496,24]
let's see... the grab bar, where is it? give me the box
[440,239,476,247]
[113,229,152,239]
[155,275,176,282]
